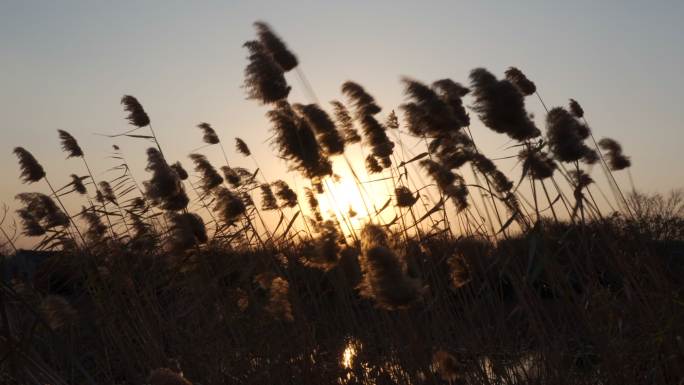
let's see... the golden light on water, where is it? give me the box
[341,339,359,369]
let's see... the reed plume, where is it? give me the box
[341,81,381,116]
[57,129,84,158]
[170,161,189,180]
[97,181,117,205]
[546,107,596,163]
[358,224,423,310]
[305,187,323,223]
[469,68,540,141]
[143,148,189,211]
[518,147,556,179]
[265,276,294,322]
[243,40,291,104]
[70,174,88,195]
[569,98,584,118]
[259,184,278,211]
[272,180,298,208]
[365,155,383,174]
[420,159,469,211]
[598,137,631,171]
[15,193,69,236]
[221,166,242,188]
[330,100,361,144]
[197,122,220,145]
[504,66,537,96]
[300,220,343,270]
[395,186,419,207]
[267,101,332,178]
[401,78,463,137]
[235,137,251,157]
[188,153,224,194]
[80,206,107,244]
[294,103,345,155]
[213,186,246,226]
[359,114,394,168]
[253,21,298,72]
[385,110,399,129]
[167,212,208,253]
[14,147,46,183]
[121,95,150,127]
[432,78,471,127]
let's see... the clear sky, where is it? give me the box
[1,1,683,243]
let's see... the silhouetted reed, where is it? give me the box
[421,159,469,211]
[80,206,107,244]
[546,107,596,163]
[272,180,298,208]
[304,187,323,223]
[243,41,291,104]
[395,186,418,208]
[300,220,343,270]
[259,184,278,211]
[57,130,84,158]
[253,21,298,72]
[432,78,471,127]
[167,212,208,253]
[70,174,88,195]
[294,103,345,155]
[15,192,69,236]
[121,95,150,128]
[365,155,383,174]
[143,148,189,211]
[235,137,251,157]
[505,66,537,96]
[341,81,382,117]
[14,147,45,183]
[598,138,631,171]
[188,153,224,194]
[469,68,540,141]
[170,162,189,181]
[358,224,423,310]
[197,123,220,145]
[569,98,584,118]
[213,186,246,226]
[330,100,361,144]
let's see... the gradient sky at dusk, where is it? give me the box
[1,1,683,244]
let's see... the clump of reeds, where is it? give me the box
[358,224,423,310]
[420,159,469,211]
[213,186,246,226]
[300,220,343,270]
[15,193,69,236]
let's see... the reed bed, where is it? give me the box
[0,22,683,385]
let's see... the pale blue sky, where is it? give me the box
[1,1,683,241]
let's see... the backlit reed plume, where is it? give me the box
[385,110,399,129]
[143,148,189,211]
[267,101,332,178]
[259,184,278,210]
[401,78,463,137]
[70,174,88,195]
[518,148,556,179]
[429,135,473,170]
[235,137,251,157]
[305,187,323,223]
[546,107,597,163]
[395,186,418,207]
[469,68,540,141]
[598,138,631,171]
[470,153,514,193]
[97,181,117,205]
[359,114,394,168]
[294,103,345,155]
[197,122,220,145]
[432,78,471,127]
[221,166,242,188]
[300,220,342,270]
[14,147,45,183]
[243,40,291,104]
[358,224,423,310]
[420,159,469,211]
[365,155,383,174]
[213,186,246,226]
[432,350,461,382]
[167,212,208,253]
[272,180,298,208]
[188,153,223,194]
[330,100,361,144]
[148,368,193,385]
[81,206,107,244]
[253,21,298,72]
[569,98,584,118]
[341,81,382,117]
[57,129,84,158]
[170,161,189,180]
[505,67,537,96]
[121,95,150,127]
[15,192,69,236]
[40,295,77,331]
[265,276,294,322]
